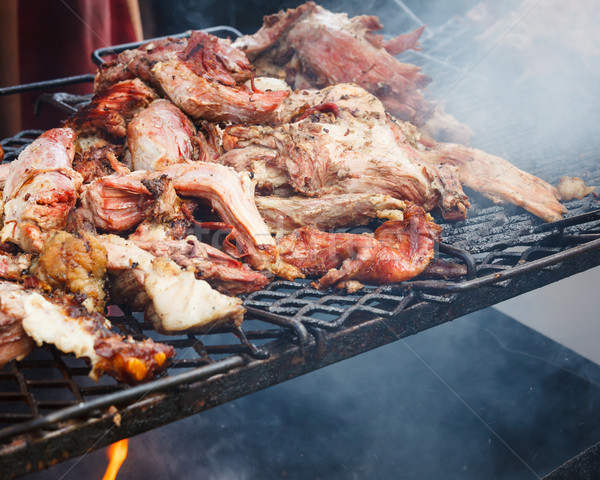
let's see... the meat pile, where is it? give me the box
[0,2,571,382]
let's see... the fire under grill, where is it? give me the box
[1,20,600,478]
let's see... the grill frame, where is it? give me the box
[0,22,599,478]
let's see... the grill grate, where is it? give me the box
[0,20,600,478]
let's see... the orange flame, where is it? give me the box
[102,439,129,480]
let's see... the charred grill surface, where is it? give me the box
[0,23,599,478]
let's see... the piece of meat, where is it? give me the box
[152,57,289,124]
[219,83,565,223]
[30,231,108,314]
[72,143,128,184]
[0,282,34,366]
[159,163,300,278]
[1,128,83,253]
[65,79,158,140]
[80,171,153,232]
[0,162,9,190]
[277,202,441,289]
[126,99,197,172]
[421,142,567,222]
[256,193,406,235]
[131,233,270,295]
[218,84,469,220]
[556,176,596,201]
[0,250,32,281]
[0,280,174,382]
[98,234,245,333]
[233,1,472,143]
[94,37,188,94]
[183,30,253,86]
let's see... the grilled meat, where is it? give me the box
[126,99,197,172]
[0,280,174,382]
[99,234,245,333]
[66,79,158,140]
[219,83,469,220]
[30,231,108,314]
[72,143,128,184]
[94,37,187,94]
[132,233,270,295]
[256,193,406,235]
[220,82,565,222]
[0,282,34,366]
[556,176,596,201]
[153,58,289,125]
[1,128,83,253]
[277,202,441,289]
[233,1,472,143]
[0,250,32,282]
[421,142,567,222]
[80,171,153,232]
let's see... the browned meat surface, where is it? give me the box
[422,142,567,222]
[233,1,472,142]
[152,30,289,124]
[65,79,158,140]
[153,58,289,125]
[0,250,32,281]
[0,282,34,366]
[72,143,128,184]
[126,99,197,171]
[30,231,108,314]
[277,203,441,289]
[99,234,245,333]
[132,234,270,295]
[1,128,83,253]
[94,37,187,94]
[219,84,469,220]
[256,193,406,235]
[80,171,153,232]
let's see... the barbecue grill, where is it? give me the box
[1,9,600,479]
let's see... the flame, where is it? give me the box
[102,439,129,480]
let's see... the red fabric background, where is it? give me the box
[17,0,139,130]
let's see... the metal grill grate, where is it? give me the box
[0,20,599,478]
